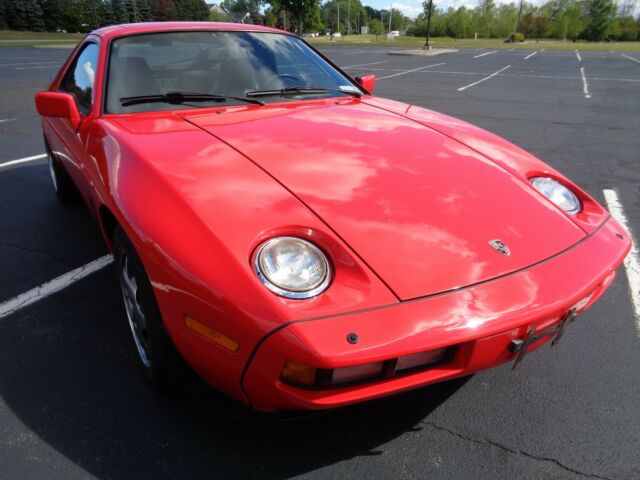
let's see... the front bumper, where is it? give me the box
[243,218,631,412]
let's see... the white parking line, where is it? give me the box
[0,61,60,67]
[474,51,497,59]
[377,62,445,80]
[0,154,47,169]
[16,66,59,70]
[575,50,582,62]
[603,189,640,333]
[0,255,114,320]
[341,60,387,69]
[621,54,640,65]
[342,49,380,55]
[0,118,16,123]
[524,51,539,60]
[343,66,640,83]
[457,65,511,92]
[580,67,591,98]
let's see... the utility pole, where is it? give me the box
[515,0,523,33]
[388,3,392,33]
[337,2,340,34]
[424,0,433,48]
[348,0,351,35]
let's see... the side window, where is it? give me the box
[61,43,99,115]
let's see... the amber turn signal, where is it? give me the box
[184,315,239,352]
[281,360,317,387]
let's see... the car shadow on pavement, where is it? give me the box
[0,268,469,479]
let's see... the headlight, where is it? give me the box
[530,177,581,215]
[255,237,331,299]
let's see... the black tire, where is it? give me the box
[44,137,79,204]
[112,226,181,391]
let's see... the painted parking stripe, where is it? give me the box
[0,61,60,67]
[16,66,59,70]
[524,50,539,60]
[0,118,16,123]
[575,50,582,62]
[474,50,497,59]
[0,255,114,320]
[345,67,640,83]
[377,62,445,81]
[0,154,47,170]
[457,65,511,92]
[342,49,381,55]
[341,60,387,69]
[603,189,640,333]
[621,54,640,65]
[580,67,591,98]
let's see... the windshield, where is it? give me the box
[105,31,360,113]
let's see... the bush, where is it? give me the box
[506,32,525,42]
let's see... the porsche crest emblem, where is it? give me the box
[488,239,511,256]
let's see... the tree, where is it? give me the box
[518,11,535,36]
[368,17,383,34]
[174,0,209,20]
[533,14,551,39]
[269,0,318,33]
[8,0,49,31]
[264,8,277,26]
[303,3,323,33]
[0,0,7,29]
[150,0,176,20]
[613,15,639,39]
[583,0,616,40]
[477,0,496,37]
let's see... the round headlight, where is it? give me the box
[255,237,331,299]
[530,177,581,215]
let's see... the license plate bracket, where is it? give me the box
[509,309,577,370]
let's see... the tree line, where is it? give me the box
[409,0,638,42]
[0,0,210,32]
[0,0,638,41]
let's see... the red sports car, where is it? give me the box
[35,22,630,412]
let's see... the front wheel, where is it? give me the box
[113,226,181,391]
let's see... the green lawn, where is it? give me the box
[0,30,84,47]
[308,34,640,52]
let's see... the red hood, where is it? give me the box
[181,100,585,300]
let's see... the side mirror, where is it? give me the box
[356,74,376,93]
[35,92,82,129]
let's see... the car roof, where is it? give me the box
[91,22,289,41]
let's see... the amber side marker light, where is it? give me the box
[281,360,317,387]
[184,315,239,352]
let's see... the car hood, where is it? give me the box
[181,100,585,300]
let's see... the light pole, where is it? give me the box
[515,0,523,34]
[388,3,392,33]
[424,0,433,49]
[348,0,351,35]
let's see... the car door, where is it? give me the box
[47,40,100,208]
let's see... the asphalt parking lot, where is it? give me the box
[1,44,639,479]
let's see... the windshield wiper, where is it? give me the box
[120,91,264,107]
[246,86,362,99]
